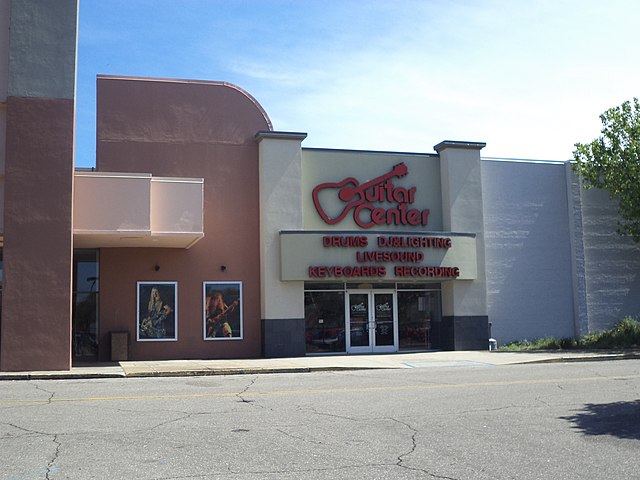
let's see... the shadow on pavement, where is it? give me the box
[561,400,640,440]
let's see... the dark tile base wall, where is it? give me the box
[262,318,306,358]
[441,316,490,351]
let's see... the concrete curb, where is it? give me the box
[522,352,640,364]
[0,372,127,381]
[123,367,314,378]
[121,366,383,378]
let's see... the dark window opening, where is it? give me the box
[72,249,99,361]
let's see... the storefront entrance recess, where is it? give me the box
[347,291,397,353]
[304,282,441,355]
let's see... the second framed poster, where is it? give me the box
[203,282,243,340]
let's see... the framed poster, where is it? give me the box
[137,282,178,341]
[203,282,243,340]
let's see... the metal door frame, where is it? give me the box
[346,290,398,354]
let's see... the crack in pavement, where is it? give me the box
[391,418,461,480]
[235,376,263,407]
[3,422,50,437]
[146,412,197,432]
[391,418,418,467]
[1,416,450,480]
[276,427,325,445]
[450,404,520,417]
[32,383,56,404]
[45,434,61,480]
[1,423,62,480]
[307,405,360,422]
[114,410,213,434]
[96,403,221,419]
[402,465,461,479]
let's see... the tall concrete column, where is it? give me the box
[256,131,307,357]
[1,0,78,371]
[436,141,489,350]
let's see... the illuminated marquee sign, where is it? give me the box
[279,232,478,281]
[309,235,460,279]
[311,163,430,228]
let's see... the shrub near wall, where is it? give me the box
[501,317,640,350]
[580,317,640,349]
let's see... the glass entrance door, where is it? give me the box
[346,290,398,353]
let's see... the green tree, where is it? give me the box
[573,98,640,242]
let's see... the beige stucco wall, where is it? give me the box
[302,148,443,231]
[257,132,306,321]
[438,142,488,317]
[276,141,488,323]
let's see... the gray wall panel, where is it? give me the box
[581,187,640,331]
[483,160,575,344]
[8,0,77,99]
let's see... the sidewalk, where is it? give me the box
[2,349,640,381]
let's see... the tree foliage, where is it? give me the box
[573,98,640,242]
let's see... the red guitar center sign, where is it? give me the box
[311,163,430,228]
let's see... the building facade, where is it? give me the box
[1,0,639,371]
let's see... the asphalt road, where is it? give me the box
[1,360,639,479]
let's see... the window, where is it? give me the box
[304,285,346,354]
[72,249,99,359]
[397,284,442,350]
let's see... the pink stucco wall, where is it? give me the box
[1,97,74,371]
[96,76,271,360]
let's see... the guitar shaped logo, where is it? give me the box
[312,163,409,225]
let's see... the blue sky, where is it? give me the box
[76,0,639,168]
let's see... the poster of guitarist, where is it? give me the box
[204,282,242,339]
[137,282,177,341]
